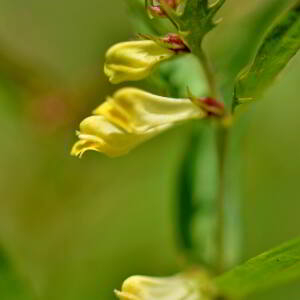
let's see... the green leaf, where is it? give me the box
[234,2,300,106]
[160,0,225,47]
[215,237,300,299]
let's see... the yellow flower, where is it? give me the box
[114,271,217,300]
[104,40,175,84]
[71,88,207,157]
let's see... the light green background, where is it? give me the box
[0,0,299,299]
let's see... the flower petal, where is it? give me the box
[71,88,207,157]
[71,115,171,157]
[93,88,206,134]
[115,271,217,300]
[104,41,174,84]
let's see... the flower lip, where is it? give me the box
[114,290,140,300]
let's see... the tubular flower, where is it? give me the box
[115,271,217,300]
[71,88,209,158]
[104,40,175,84]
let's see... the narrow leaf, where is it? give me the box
[235,2,300,105]
[215,237,300,299]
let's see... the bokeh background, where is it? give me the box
[0,0,299,300]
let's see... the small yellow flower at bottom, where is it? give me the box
[71,88,207,158]
[114,271,218,300]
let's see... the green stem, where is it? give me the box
[199,49,216,97]
[189,36,228,273]
[187,37,217,98]
[216,126,228,274]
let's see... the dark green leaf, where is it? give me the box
[234,2,300,106]
[215,237,300,299]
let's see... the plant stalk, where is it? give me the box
[188,40,217,98]
[216,126,228,274]
[191,38,227,273]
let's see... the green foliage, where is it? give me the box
[151,54,210,98]
[0,247,34,300]
[1,0,300,300]
[234,1,300,106]
[160,0,225,46]
[215,238,300,299]
[177,124,219,268]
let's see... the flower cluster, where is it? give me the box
[71,0,225,158]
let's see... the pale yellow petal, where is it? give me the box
[93,88,206,134]
[71,115,171,157]
[71,88,209,157]
[104,41,174,84]
[115,272,216,300]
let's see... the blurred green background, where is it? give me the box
[0,0,299,300]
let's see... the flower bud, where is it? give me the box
[192,97,225,117]
[138,33,189,53]
[148,6,166,17]
[104,40,175,84]
[115,271,217,300]
[147,0,178,17]
[161,33,189,53]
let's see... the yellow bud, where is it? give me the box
[104,41,174,84]
[115,271,217,300]
[71,88,207,157]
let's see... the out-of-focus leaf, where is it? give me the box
[0,247,35,300]
[176,125,218,268]
[215,237,300,299]
[176,124,241,271]
[234,2,300,106]
[152,54,210,98]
